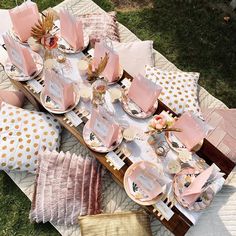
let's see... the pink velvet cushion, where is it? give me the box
[0,90,25,108]
[112,40,155,77]
[78,11,119,42]
[29,150,102,225]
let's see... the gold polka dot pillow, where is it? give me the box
[0,102,61,172]
[145,65,202,118]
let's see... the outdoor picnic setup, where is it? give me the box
[1,0,236,236]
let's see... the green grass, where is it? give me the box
[1,0,236,235]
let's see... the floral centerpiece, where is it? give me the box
[31,13,58,59]
[146,113,180,135]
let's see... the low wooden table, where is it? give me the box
[9,67,235,235]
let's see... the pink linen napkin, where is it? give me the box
[60,9,84,51]
[9,1,39,42]
[89,106,120,148]
[93,41,119,82]
[129,162,163,201]
[128,74,162,113]
[0,90,25,108]
[180,164,218,205]
[3,34,37,76]
[172,112,206,151]
[44,68,75,110]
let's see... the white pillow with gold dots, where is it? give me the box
[145,65,202,118]
[0,102,61,173]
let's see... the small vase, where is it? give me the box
[91,78,107,107]
[44,48,57,61]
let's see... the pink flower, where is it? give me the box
[150,114,166,131]
[41,34,58,49]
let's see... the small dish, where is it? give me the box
[40,86,80,114]
[83,120,123,153]
[4,51,43,81]
[124,161,165,206]
[173,167,215,211]
[58,31,89,54]
[121,90,158,119]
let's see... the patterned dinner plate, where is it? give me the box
[40,86,80,114]
[4,51,43,81]
[165,131,203,154]
[83,120,123,153]
[121,90,158,119]
[173,167,215,211]
[124,161,164,206]
[58,31,89,54]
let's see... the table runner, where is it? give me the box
[0,0,235,235]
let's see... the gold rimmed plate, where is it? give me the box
[83,120,123,153]
[58,31,89,54]
[121,90,158,119]
[40,86,80,114]
[5,51,43,81]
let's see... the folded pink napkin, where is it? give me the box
[128,74,162,113]
[9,1,39,42]
[93,41,119,82]
[129,162,162,201]
[44,68,75,110]
[181,165,214,205]
[3,34,37,76]
[60,9,84,51]
[172,112,206,151]
[0,90,25,108]
[89,106,120,147]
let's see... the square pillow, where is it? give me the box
[0,102,61,172]
[79,211,152,236]
[0,90,25,108]
[145,65,202,118]
[78,11,119,42]
[112,40,154,77]
[29,150,102,225]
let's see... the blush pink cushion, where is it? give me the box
[60,9,84,51]
[3,34,37,76]
[112,40,154,77]
[128,74,162,113]
[9,1,39,42]
[94,41,120,82]
[172,112,206,151]
[0,90,25,108]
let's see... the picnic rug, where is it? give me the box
[0,0,236,235]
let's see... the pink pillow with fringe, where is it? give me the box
[29,150,102,225]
